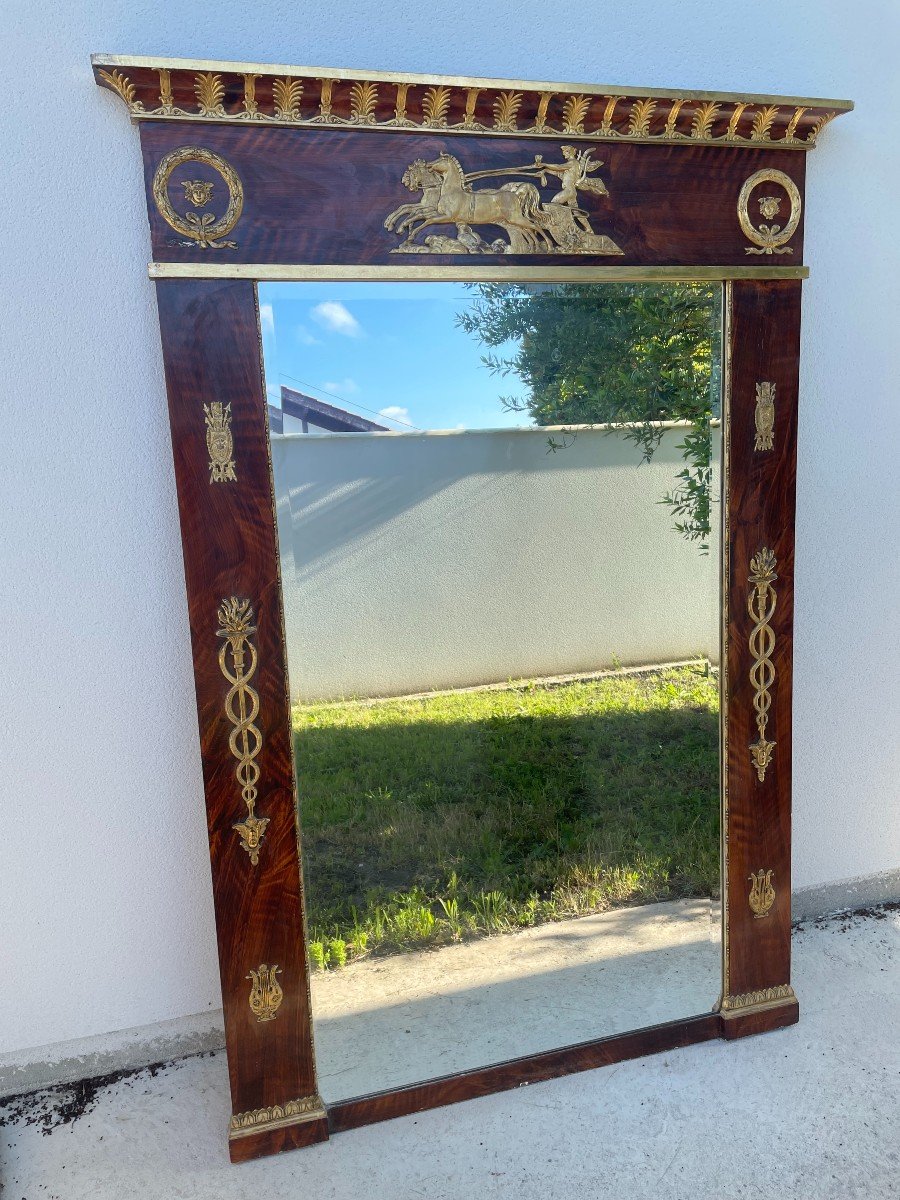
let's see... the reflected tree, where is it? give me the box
[457,283,722,549]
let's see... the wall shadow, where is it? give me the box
[272,427,709,583]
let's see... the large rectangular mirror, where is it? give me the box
[97,52,843,1158]
[262,280,724,1103]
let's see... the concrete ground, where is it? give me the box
[312,897,720,1102]
[2,906,898,1200]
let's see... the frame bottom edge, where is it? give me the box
[228,1111,329,1162]
[327,1011,722,1134]
[720,996,799,1039]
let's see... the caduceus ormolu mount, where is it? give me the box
[216,597,269,864]
[92,52,851,1162]
[747,548,778,783]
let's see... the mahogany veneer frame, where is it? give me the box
[92,55,852,1162]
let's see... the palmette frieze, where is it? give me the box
[721,984,796,1013]
[229,1095,326,1138]
[93,59,848,149]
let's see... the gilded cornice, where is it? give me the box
[92,56,852,149]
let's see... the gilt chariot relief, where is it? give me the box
[384,147,623,255]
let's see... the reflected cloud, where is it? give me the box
[379,405,411,425]
[323,377,359,395]
[312,299,362,337]
[258,301,274,332]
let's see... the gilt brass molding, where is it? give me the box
[216,598,270,863]
[247,963,283,1022]
[738,169,802,256]
[384,149,621,255]
[719,282,734,1011]
[748,548,778,782]
[152,146,243,249]
[748,869,776,918]
[229,1095,326,1139]
[754,381,776,451]
[204,401,237,482]
[93,56,851,149]
[149,262,811,282]
[720,984,796,1014]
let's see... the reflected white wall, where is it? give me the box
[273,426,721,701]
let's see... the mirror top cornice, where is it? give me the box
[91,54,852,150]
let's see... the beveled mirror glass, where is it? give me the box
[262,279,723,1102]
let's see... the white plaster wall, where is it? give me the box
[273,427,721,701]
[1,0,897,1059]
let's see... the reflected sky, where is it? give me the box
[259,282,526,432]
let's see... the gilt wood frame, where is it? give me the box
[93,55,851,1163]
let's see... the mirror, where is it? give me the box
[261,280,723,1104]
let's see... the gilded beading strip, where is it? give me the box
[719,281,733,1009]
[149,263,811,282]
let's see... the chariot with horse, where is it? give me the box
[384,148,623,256]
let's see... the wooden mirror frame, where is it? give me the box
[92,55,851,1163]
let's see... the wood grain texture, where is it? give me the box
[723,280,802,1007]
[328,1014,723,1133]
[149,276,809,1160]
[720,999,799,1040]
[144,151,811,1158]
[229,1115,329,1164]
[138,122,806,268]
[154,279,322,1130]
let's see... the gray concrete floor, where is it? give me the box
[313,898,720,1101]
[2,907,898,1200]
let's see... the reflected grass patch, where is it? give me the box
[294,664,719,967]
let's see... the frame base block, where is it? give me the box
[720,997,799,1040]
[228,1113,329,1163]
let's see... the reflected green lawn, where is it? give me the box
[293,664,719,969]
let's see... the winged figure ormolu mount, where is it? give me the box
[384,147,623,255]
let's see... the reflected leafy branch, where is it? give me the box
[456,282,722,550]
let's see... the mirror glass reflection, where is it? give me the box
[261,280,723,1104]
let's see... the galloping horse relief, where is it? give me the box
[384,147,624,255]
